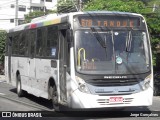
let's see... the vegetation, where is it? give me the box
[0,31,6,65]
[0,0,160,68]
[24,10,56,23]
[84,0,160,67]
[57,0,78,13]
[84,0,145,13]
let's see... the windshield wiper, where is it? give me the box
[91,27,106,48]
[126,31,132,52]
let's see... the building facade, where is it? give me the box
[0,0,57,30]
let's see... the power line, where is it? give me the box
[57,0,79,13]
[0,18,23,20]
[0,0,15,6]
[0,0,16,8]
[0,0,80,23]
[0,0,30,10]
[0,0,78,13]
[0,0,30,7]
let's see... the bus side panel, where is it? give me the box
[17,57,31,92]
[10,57,18,87]
[32,58,51,98]
[26,59,59,99]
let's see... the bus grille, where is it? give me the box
[86,79,141,86]
[97,98,133,105]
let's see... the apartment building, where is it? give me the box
[0,0,57,30]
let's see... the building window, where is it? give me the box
[11,4,15,8]
[31,6,45,12]
[18,20,24,25]
[19,5,26,11]
[46,0,52,2]
[10,19,14,23]
[32,6,41,11]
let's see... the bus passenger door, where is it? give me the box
[59,30,68,103]
[28,30,36,88]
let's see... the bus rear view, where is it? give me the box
[70,12,153,109]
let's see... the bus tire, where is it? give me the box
[50,85,60,111]
[16,74,24,97]
[154,85,159,96]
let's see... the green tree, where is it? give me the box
[57,0,78,13]
[24,10,56,23]
[145,12,160,66]
[0,31,6,65]
[84,0,145,13]
[84,0,160,67]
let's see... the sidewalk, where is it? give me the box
[0,75,5,82]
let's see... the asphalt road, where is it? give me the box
[0,76,160,120]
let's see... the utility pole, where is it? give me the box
[43,0,46,13]
[79,0,83,11]
[15,0,18,26]
[30,0,32,13]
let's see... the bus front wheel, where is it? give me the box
[16,74,24,97]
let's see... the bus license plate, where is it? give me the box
[109,97,123,103]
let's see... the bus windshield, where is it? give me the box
[75,30,150,75]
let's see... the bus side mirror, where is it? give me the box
[66,30,73,43]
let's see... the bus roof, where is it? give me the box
[7,11,143,33]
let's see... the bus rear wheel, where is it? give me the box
[50,86,59,111]
[16,74,24,97]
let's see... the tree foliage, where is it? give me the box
[84,0,145,13]
[0,31,6,65]
[24,10,56,23]
[57,0,78,13]
[1,0,159,68]
[84,0,160,67]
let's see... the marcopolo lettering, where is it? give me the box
[104,76,127,79]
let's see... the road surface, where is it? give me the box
[0,76,159,120]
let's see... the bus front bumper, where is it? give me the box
[70,87,153,109]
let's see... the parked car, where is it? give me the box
[154,72,160,96]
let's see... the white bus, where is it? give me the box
[5,11,153,111]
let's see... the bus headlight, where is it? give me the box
[75,76,90,94]
[142,74,151,90]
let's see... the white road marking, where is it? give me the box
[0,80,6,83]
[0,93,5,95]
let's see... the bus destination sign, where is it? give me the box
[78,16,141,28]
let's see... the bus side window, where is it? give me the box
[36,28,45,56]
[46,26,58,57]
[12,33,19,55]
[25,31,29,56]
[29,30,36,58]
[19,31,27,56]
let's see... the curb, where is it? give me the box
[0,94,52,111]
